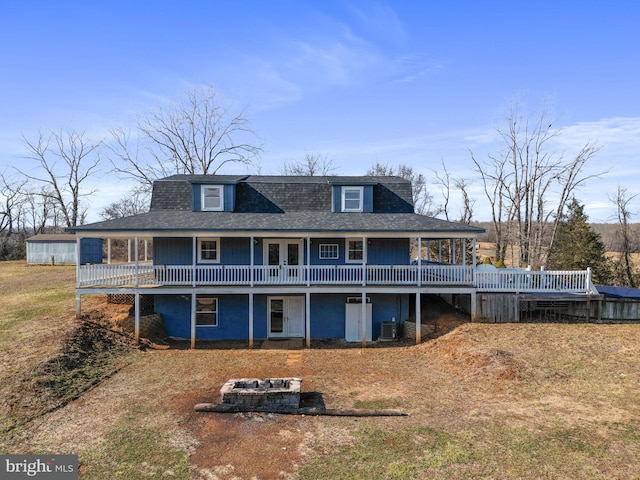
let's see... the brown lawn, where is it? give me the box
[2,261,640,479]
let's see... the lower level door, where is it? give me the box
[269,296,305,338]
[345,302,372,342]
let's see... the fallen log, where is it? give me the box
[194,403,407,417]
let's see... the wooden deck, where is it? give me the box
[77,264,595,295]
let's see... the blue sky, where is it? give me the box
[1,0,639,222]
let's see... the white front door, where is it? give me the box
[269,296,305,338]
[265,240,302,282]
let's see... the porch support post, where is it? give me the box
[248,293,254,349]
[470,291,477,322]
[451,239,456,265]
[362,236,367,287]
[438,240,442,263]
[306,236,311,287]
[361,291,367,348]
[415,291,422,344]
[250,236,255,287]
[144,240,148,262]
[75,236,81,286]
[134,292,140,343]
[472,238,477,266]
[305,292,311,348]
[192,236,197,288]
[427,240,431,262]
[190,293,197,349]
[134,236,139,287]
[107,238,112,264]
[417,236,422,287]
[127,239,131,263]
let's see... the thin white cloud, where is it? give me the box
[348,1,407,45]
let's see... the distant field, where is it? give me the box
[2,261,640,479]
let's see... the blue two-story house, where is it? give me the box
[69,175,596,347]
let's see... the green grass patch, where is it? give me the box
[299,421,640,480]
[298,426,476,480]
[80,407,191,479]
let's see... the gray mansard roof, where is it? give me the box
[69,175,484,236]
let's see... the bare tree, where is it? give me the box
[100,189,148,220]
[470,148,513,263]
[610,186,638,287]
[109,85,262,192]
[20,129,101,228]
[470,101,602,267]
[367,162,437,216]
[282,152,338,176]
[455,178,474,224]
[0,172,27,235]
[22,187,59,234]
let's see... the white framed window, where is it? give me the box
[319,243,339,260]
[201,185,224,211]
[346,239,364,263]
[341,186,364,212]
[198,237,220,263]
[196,296,218,326]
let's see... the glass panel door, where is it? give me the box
[269,298,284,335]
[287,243,299,277]
[268,242,280,277]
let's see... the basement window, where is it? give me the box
[196,296,218,326]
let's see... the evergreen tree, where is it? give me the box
[547,198,612,284]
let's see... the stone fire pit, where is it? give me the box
[220,377,302,409]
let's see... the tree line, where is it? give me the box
[1,86,638,286]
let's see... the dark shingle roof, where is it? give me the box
[70,175,484,236]
[69,210,484,235]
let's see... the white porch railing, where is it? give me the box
[77,264,592,294]
[475,268,592,293]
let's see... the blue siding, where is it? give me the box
[363,185,373,212]
[155,295,191,338]
[310,293,409,340]
[368,238,410,265]
[154,237,192,265]
[154,292,409,341]
[154,237,250,265]
[155,236,408,267]
[80,238,103,264]
[156,294,250,340]
[193,185,201,211]
[220,237,251,264]
[370,293,410,330]
[310,294,345,338]
[224,184,235,211]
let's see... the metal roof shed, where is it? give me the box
[26,234,103,265]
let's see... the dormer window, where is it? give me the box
[341,186,363,212]
[201,185,224,211]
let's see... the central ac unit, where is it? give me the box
[379,321,397,340]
